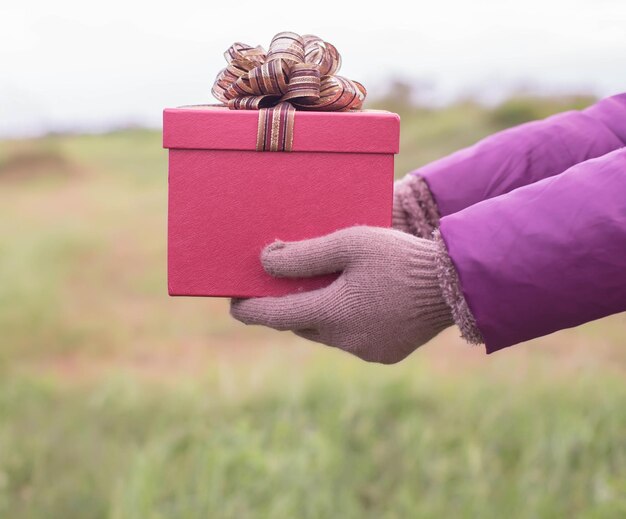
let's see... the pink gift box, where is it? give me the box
[163,106,400,297]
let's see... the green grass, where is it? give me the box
[1,368,625,518]
[0,93,625,517]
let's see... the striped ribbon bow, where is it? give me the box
[211,32,366,151]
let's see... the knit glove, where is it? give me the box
[392,176,441,238]
[230,226,455,364]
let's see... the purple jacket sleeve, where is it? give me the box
[439,147,626,353]
[415,94,626,216]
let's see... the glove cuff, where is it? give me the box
[402,236,455,341]
[393,175,441,238]
[433,230,484,345]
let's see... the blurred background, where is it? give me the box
[1,1,625,517]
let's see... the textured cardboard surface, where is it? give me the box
[164,106,400,154]
[164,107,399,297]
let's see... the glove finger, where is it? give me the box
[230,287,332,331]
[293,328,324,344]
[261,226,370,278]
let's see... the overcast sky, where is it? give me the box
[1,0,625,137]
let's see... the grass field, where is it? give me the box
[1,94,625,518]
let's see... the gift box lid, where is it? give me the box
[163,105,400,154]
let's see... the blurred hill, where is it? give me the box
[0,92,625,518]
[368,82,597,175]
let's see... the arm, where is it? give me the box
[439,147,626,353]
[231,150,625,363]
[394,93,626,236]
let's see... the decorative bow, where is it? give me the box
[212,32,366,112]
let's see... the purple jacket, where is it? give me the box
[414,94,626,353]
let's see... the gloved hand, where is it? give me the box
[392,176,440,238]
[230,226,455,364]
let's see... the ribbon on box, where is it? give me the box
[212,32,366,152]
